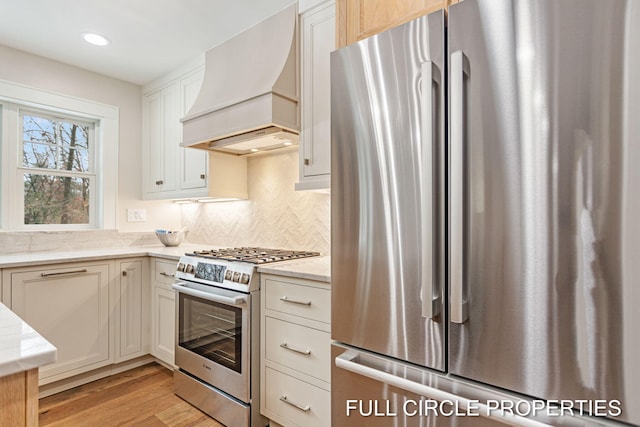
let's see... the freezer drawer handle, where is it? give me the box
[280,296,312,306]
[279,395,311,412]
[450,50,470,324]
[335,351,551,427]
[280,342,311,356]
[40,269,88,278]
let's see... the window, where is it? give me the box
[0,79,119,230]
[21,111,96,225]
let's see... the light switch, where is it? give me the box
[127,208,147,222]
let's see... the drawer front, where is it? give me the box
[154,260,177,284]
[264,278,330,323]
[265,317,330,382]
[264,367,330,427]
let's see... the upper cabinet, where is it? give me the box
[296,0,335,191]
[336,0,459,48]
[142,59,208,200]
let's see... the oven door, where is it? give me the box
[172,280,250,403]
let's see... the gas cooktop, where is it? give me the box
[186,247,321,265]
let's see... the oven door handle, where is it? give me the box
[171,283,247,306]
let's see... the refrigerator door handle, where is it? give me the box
[450,50,470,324]
[335,351,551,427]
[421,60,442,319]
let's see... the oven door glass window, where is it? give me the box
[178,293,243,373]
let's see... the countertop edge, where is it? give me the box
[0,303,57,378]
[0,246,332,281]
[257,256,331,283]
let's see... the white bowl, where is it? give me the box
[155,229,188,247]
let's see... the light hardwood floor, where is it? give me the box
[39,363,223,426]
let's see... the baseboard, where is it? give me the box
[38,355,155,398]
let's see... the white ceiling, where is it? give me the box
[0,0,296,86]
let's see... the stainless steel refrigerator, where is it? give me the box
[331,0,640,425]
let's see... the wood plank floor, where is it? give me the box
[39,363,224,426]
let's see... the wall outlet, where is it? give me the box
[127,208,147,222]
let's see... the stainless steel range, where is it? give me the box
[171,247,320,427]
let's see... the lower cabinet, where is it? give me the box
[150,259,177,367]
[2,257,151,386]
[115,258,149,362]
[6,261,113,385]
[260,274,331,427]
[0,368,39,427]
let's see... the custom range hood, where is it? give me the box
[181,4,299,156]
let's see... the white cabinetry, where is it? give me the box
[2,257,151,386]
[143,59,208,200]
[115,258,149,362]
[261,274,331,427]
[6,262,112,385]
[296,0,335,191]
[150,259,176,367]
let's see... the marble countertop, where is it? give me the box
[0,244,331,281]
[0,244,211,268]
[0,302,57,377]
[258,256,331,283]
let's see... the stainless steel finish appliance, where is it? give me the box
[331,0,640,426]
[172,247,320,427]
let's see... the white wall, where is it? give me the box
[0,44,180,234]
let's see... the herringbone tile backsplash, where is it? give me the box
[182,150,331,254]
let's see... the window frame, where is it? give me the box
[0,79,119,231]
[19,108,98,229]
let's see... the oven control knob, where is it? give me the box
[240,273,250,284]
[225,270,233,281]
[185,264,194,274]
[177,263,185,272]
[232,272,241,283]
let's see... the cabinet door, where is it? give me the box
[336,0,458,47]
[179,68,208,191]
[143,85,178,196]
[151,260,176,366]
[297,1,335,190]
[151,284,175,366]
[116,259,148,361]
[10,263,111,385]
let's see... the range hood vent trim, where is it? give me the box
[181,4,299,153]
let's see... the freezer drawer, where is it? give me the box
[332,344,623,427]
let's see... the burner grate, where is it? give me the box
[188,247,320,264]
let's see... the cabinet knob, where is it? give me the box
[200,174,206,180]
[304,158,310,166]
[155,180,164,185]
[122,271,127,277]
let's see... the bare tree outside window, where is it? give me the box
[22,113,93,225]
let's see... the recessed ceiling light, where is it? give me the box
[283,141,293,146]
[82,32,110,46]
[250,148,259,152]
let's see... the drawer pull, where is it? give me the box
[41,269,88,278]
[280,342,311,356]
[160,272,175,278]
[279,395,311,412]
[280,296,311,306]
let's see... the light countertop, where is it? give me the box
[0,244,210,268]
[0,244,331,282]
[0,302,56,377]
[258,256,331,283]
